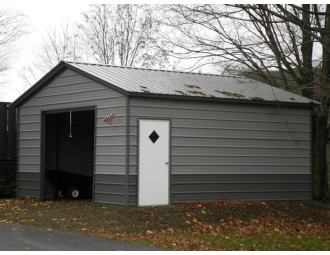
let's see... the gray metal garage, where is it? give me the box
[11,61,317,205]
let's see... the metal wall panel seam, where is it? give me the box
[125,96,130,206]
[33,88,109,99]
[40,112,45,200]
[92,106,97,203]
[22,96,126,108]
[39,80,94,89]
[16,108,20,197]
[129,105,311,117]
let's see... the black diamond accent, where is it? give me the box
[149,130,159,143]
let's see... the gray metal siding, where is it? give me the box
[128,97,312,204]
[17,172,40,198]
[18,69,127,204]
[94,174,127,204]
[171,174,311,202]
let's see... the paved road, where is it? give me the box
[0,223,163,251]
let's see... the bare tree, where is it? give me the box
[0,8,27,72]
[78,4,169,68]
[20,5,172,86]
[78,5,115,65]
[160,4,330,199]
[19,22,83,86]
[36,22,83,72]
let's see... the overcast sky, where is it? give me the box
[0,1,93,102]
[1,1,178,102]
[0,1,318,102]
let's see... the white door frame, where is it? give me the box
[137,118,171,206]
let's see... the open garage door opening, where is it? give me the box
[43,109,95,200]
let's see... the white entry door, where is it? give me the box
[138,119,170,206]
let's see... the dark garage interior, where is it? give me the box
[43,109,95,199]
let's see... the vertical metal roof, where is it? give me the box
[66,61,317,104]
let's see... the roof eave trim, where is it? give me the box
[128,92,316,107]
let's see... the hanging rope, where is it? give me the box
[69,110,72,138]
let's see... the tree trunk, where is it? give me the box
[301,4,313,99]
[311,4,330,200]
[312,107,328,199]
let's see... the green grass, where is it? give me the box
[205,234,329,251]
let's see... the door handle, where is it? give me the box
[165,162,169,165]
